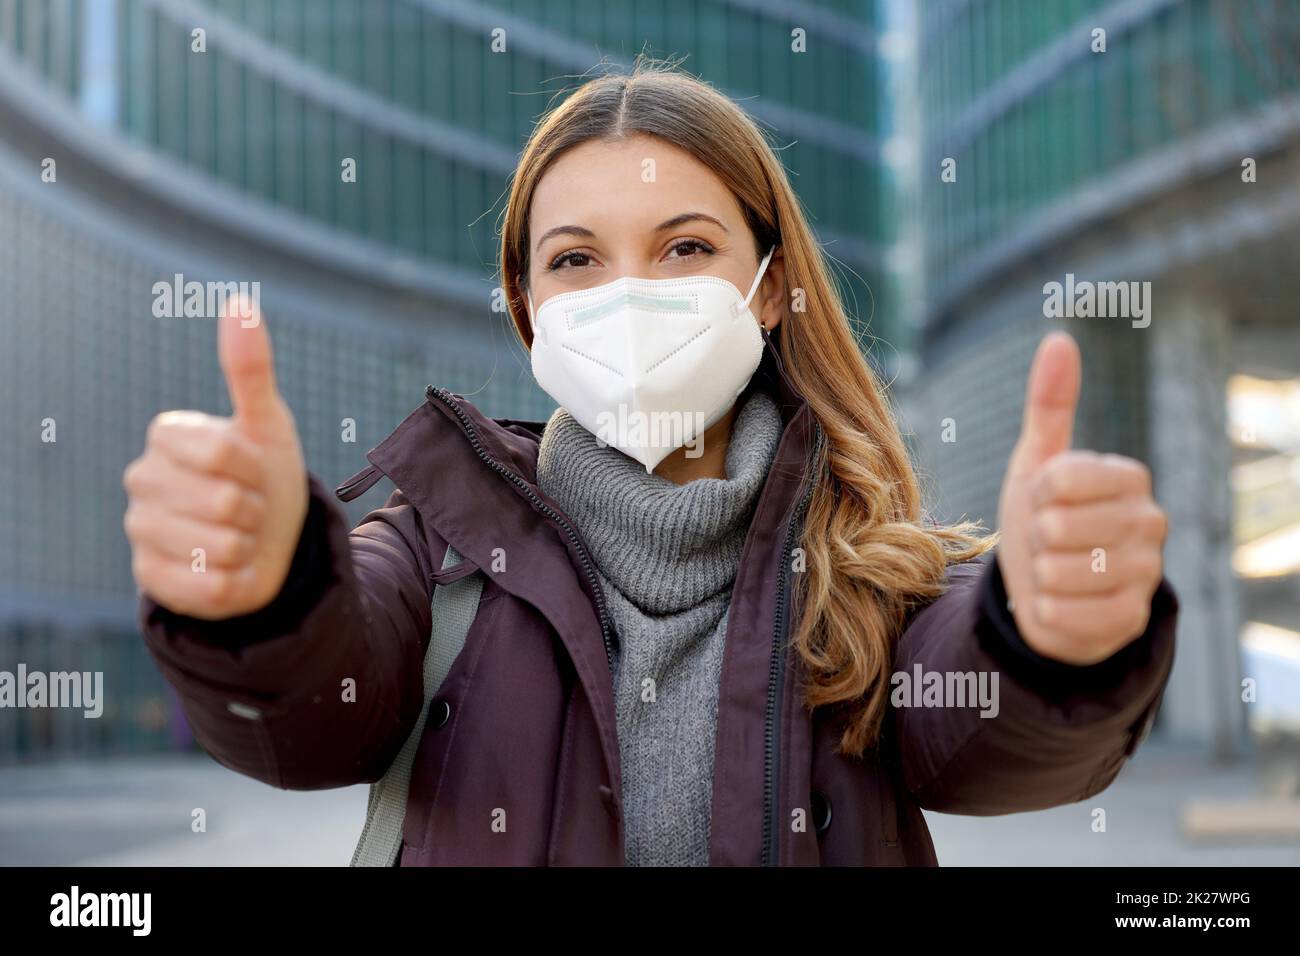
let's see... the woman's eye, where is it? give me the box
[665,239,714,260]
[547,250,592,271]
[546,240,714,272]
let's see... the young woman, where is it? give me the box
[123,61,1177,866]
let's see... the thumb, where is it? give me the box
[218,296,285,438]
[1009,330,1081,477]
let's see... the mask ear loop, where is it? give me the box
[735,245,778,321]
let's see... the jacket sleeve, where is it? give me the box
[890,548,1178,815]
[137,473,435,790]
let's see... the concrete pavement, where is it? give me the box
[1,744,1297,866]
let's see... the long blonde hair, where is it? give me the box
[498,58,996,756]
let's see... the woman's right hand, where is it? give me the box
[123,299,310,620]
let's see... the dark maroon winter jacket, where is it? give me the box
[138,332,1178,866]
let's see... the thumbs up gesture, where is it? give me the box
[995,332,1168,665]
[123,299,309,619]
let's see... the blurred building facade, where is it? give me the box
[0,0,891,761]
[906,0,1300,754]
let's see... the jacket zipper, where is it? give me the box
[761,418,822,866]
[426,386,615,674]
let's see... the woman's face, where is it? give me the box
[526,134,784,331]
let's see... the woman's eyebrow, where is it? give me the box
[655,212,728,234]
[534,213,729,252]
[534,224,595,251]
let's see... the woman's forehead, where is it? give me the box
[530,137,741,239]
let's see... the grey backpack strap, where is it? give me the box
[350,543,483,866]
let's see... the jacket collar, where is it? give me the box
[337,327,817,614]
[339,327,817,576]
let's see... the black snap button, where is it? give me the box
[811,790,832,834]
[427,699,452,730]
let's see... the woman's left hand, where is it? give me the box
[995,332,1169,666]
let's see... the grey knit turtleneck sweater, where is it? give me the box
[534,391,784,866]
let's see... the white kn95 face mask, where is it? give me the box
[526,246,777,473]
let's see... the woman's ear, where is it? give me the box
[756,249,786,331]
[517,272,533,332]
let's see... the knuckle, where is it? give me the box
[1132,548,1162,581]
[1035,464,1067,502]
[1034,594,1063,630]
[144,414,169,447]
[122,505,146,542]
[200,433,238,473]
[1034,507,1067,547]
[1126,594,1151,635]
[1064,450,1100,475]
[1103,453,1148,491]
[1129,458,1153,493]
[1140,504,1168,540]
[211,482,245,524]
[124,456,165,499]
[246,489,268,522]
[122,458,143,494]
[1031,553,1057,590]
[131,550,160,587]
[212,528,251,565]
[147,410,191,447]
[203,570,234,605]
